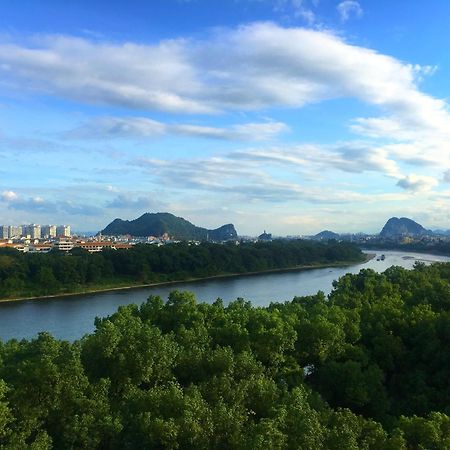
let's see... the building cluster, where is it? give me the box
[0,223,130,254]
[0,231,134,254]
[0,223,210,254]
[0,223,185,253]
[0,224,71,239]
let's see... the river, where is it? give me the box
[1,250,449,341]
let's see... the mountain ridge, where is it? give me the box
[101,212,238,241]
[380,217,431,237]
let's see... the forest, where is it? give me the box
[0,240,364,300]
[1,262,450,448]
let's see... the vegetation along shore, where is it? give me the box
[0,240,367,302]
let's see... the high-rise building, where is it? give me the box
[56,225,71,237]
[0,225,8,239]
[22,225,31,238]
[25,224,41,239]
[8,225,22,238]
[42,225,57,239]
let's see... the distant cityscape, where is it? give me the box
[0,218,203,254]
[2,215,450,255]
[0,224,71,240]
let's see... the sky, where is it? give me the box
[1,0,450,235]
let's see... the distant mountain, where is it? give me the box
[258,231,272,241]
[433,229,450,236]
[314,230,340,240]
[73,230,97,237]
[102,212,238,241]
[380,217,431,238]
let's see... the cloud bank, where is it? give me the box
[0,23,445,125]
[1,22,449,231]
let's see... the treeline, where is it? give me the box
[364,239,450,256]
[2,263,450,448]
[0,240,364,299]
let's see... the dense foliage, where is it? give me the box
[0,240,364,299]
[364,239,450,256]
[1,263,450,448]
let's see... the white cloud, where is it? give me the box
[230,142,402,178]
[134,145,413,205]
[443,170,450,183]
[1,190,18,201]
[396,174,438,192]
[2,24,445,181]
[337,1,363,22]
[2,23,449,187]
[107,194,158,210]
[174,121,289,141]
[0,35,210,114]
[68,117,166,139]
[273,0,317,24]
[0,23,445,126]
[67,117,288,141]
[0,190,102,216]
[2,22,450,232]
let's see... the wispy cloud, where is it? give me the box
[337,1,363,22]
[2,23,448,185]
[132,141,418,205]
[1,191,103,216]
[67,117,288,142]
[273,0,317,24]
[106,194,158,210]
[1,21,449,231]
[230,142,402,178]
[2,23,447,178]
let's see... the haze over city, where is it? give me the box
[1,0,450,235]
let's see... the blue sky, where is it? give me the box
[1,0,450,235]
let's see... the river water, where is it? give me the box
[1,250,449,341]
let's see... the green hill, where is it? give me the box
[102,212,238,241]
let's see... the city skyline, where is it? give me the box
[0,223,71,239]
[1,1,450,234]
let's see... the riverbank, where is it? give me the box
[0,253,374,304]
[362,245,450,258]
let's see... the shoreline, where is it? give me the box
[361,246,450,258]
[0,253,375,304]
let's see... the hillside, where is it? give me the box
[314,230,340,240]
[380,217,430,238]
[102,212,237,240]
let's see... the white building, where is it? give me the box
[42,225,57,238]
[28,243,53,253]
[56,225,71,237]
[24,224,41,240]
[53,239,74,252]
[8,225,22,238]
[0,225,8,239]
